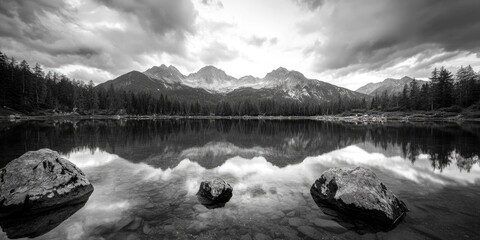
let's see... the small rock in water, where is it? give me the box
[196,178,233,209]
[144,203,155,209]
[125,233,140,240]
[240,234,252,240]
[164,225,176,232]
[297,226,322,240]
[109,232,140,240]
[126,217,143,230]
[114,216,135,231]
[267,210,285,219]
[310,167,408,233]
[254,233,272,240]
[288,217,306,227]
[193,204,208,212]
[142,223,153,235]
[312,218,347,233]
[186,221,211,234]
[196,211,213,221]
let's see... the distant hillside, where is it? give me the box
[356,77,427,96]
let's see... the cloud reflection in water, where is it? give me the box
[37,143,480,239]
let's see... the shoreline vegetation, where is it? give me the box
[2,108,480,123]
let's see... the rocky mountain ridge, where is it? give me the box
[97,65,369,103]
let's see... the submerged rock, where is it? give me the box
[196,178,233,209]
[0,149,94,216]
[297,225,323,240]
[310,167,407,232]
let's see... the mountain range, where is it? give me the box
[356,76,428,96]
[97,65,368,104]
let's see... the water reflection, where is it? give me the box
[1,145,474,239]
[309,189,404,235]
[0,194,91,239]
[0,120,480,239]
[1,120,479,173]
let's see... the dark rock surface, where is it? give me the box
[310,167,407,232]
[0,148,94,216]
[196,178,233,209]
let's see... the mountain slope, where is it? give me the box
[97,71,162,93]
[356,76,427,96]
[98,65,369,104]
[96,70,221,103]
[182,66,237,93]
[143,64,184,84]
[226,67,366,103]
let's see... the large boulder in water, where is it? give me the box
[196,178,232,209]
[310,167,407,232]
[0,149,94,216]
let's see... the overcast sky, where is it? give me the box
[1,0,480,90]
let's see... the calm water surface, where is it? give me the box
[0,119,479,240]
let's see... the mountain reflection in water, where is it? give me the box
[0,119,479,239]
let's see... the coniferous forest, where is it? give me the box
[1,51,479,117]
[370,66,480,112]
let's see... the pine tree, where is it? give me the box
[429,68,439,110]
[33,63,46,109]
[409,78,420,110]
[455,65,477,107]
[435,67,454,108]
[19,60,31,109]
[400,84,409,110]
[380,90,389,110]
[87,80,98,113]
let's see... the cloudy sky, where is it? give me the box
[1,0,480,90]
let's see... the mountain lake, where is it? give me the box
[0,119,479,240]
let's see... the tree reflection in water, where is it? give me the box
[1,120,479,172]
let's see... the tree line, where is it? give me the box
[1,51,479,116]
[370,66,480,111]
[0,51,365,116]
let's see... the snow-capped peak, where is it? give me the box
[144,64,185,84]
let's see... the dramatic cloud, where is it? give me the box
[0,0,97,57]
[300,0,480,74]
[96,0,197,36]
[0,0,478,89]
[0,0,197,81]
